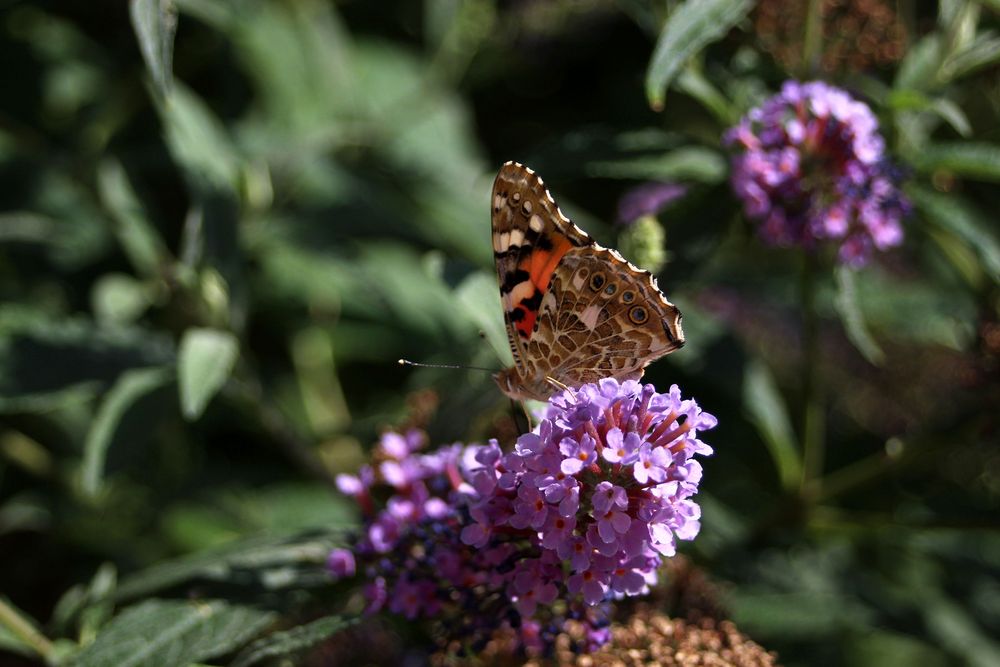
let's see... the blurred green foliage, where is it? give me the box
[0,0,998,665]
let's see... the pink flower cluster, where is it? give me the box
[328,379,715,653]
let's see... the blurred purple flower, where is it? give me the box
[617,181,688,225]
[725,80,909,267]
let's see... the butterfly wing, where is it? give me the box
[492,162,589,381]
[491,161,684,400]
[532,247,684,389]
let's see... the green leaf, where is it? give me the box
[894,34,942,91]
[942,30,1000,81]
[0,596,49,659]
[129,0,178,100]
[82,367,172,497]
[455,272,510,367]
[676,64,737,125]
[834,266,885,365]
[645,0,753,110]
[743,359,801,491]
[159,84,241,193]
[914,142,1000,182]
[97,159,171,279]
[0,314,174,414]
[585,147,726,183]
[845,629,949,667]
[114,534,342,601]
[92,274,153,325]
[924,593,1000,667]
[177,328,239,420]
[73,599,275,667]
[886,90,971,137]
[909,186,1000,282]
[231,615,360,667]
[851,268,977,349]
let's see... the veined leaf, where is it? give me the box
[645,0,753,110]
[72,599,275,667]
[82,367,172,497]
[129,0,178,100]
[231,615,360,667]
[177,327,239,421]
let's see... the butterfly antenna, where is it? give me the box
[398,359,498,373]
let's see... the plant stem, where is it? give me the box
[0,597,53,660]
[800,252,826,497]
[801,0,824,77]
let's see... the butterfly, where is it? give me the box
[491,161,685,401]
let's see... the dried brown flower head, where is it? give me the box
[755,0,906,73]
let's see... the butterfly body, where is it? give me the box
[491,162,684,401]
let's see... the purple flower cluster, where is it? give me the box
[328,380,715,655]
[725,80,909,267]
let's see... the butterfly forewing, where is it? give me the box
[491,162,684,401]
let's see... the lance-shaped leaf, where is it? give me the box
[645,0,753,110]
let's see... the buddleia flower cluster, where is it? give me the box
[328,379,715,655]
[725,80,909,267]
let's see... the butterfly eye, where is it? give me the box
[589,272,607,291]
[628,306,648,324]
[603,283,618,296]
[622,291,635,303]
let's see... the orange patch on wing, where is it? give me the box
[518,237,572,294]
[515,304,537,339]
[512,237,571,339]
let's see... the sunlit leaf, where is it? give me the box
[177,327,239,420]
[645,0,753,110]
[231,614,360,667]
[894,35,942,91]
[129,0,178,100]
[73,599,275,667]
[92,274,153,325]
[159,84,241,193]
[82,367,172,497]
[455,272,510,367]
[942,30,1000,81]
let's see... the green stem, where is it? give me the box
[801,0,824,77]
[0,597,53,660]
[800,253,826,497]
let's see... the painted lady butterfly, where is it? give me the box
[492,162,685,400]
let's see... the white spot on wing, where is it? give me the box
[509,281,534,304]
[509,228,525,247]
[529,214,544,232]
[579,305,600,329]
